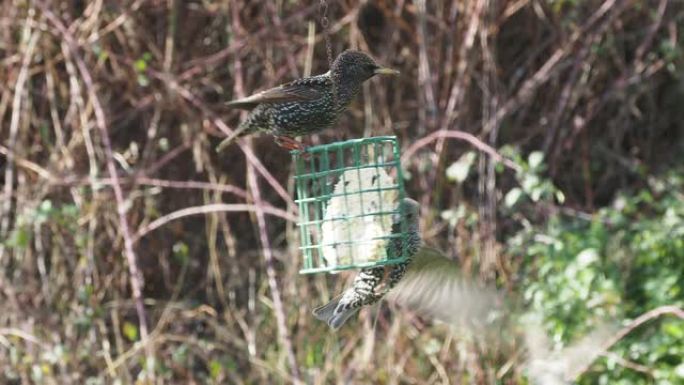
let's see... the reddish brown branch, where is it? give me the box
[402,130,521,172]
[133,203,296,243]
[571,305,684,380]
[232,6,301,383]
[54,176,250,200]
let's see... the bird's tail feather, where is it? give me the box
[312,297,340,322]
[215,125,250,152]
[312,297,360,331]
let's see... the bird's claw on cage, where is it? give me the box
[275,135,311,159]
[274,135,305,150]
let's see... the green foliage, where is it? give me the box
[510,168,684,384]
[2,200,80,250]
[446,151,477,183]
[134,52,152,86]
[123,321,139,342]
[502,148,565,208]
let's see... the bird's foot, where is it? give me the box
[274,136,311,159]
[274,135,306,151]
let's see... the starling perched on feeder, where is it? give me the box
[216,50,399,152]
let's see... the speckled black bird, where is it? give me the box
[216,50,399,152]
[313,198,422,330]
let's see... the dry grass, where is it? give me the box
[1,0,682,384]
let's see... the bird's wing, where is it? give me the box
[386,246,502,325]
[225,74,330,109]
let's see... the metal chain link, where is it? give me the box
[318,0,337,110]
[318,0,334,68]
[318,0,329,28]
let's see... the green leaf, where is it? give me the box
[137,74,149,87]
[209,359,222,379]
[530,186,543,202]
[663,321,684,339]
[134,58,147,72]
[675,363,684,379]
[555,190,566,204]
[505,188,523,207]
[7,227,30,248]
[122,322,138,342]
[172,344,189,364]
[528,151,545,169]
[441,205,467,226]
[173,242,189,264]
[36,199,54,223]
[522,173,540,192]
[446,152,476,183]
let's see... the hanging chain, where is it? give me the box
[318,0,337,110]
[318,0,334,70]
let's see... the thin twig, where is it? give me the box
[179,5,319,81]
[0,328,49,349]
[142,141,192,175]
[38,2,154,369]
[0,144,53,180]
[0,14,39,260]
[231,5,301,381]
[55,176,251,199]
[402,130,521,172]
[600,352,653,376]
[165,80,296,210]
[481,0,627,136]
[247,168,302,384]
[133,203,296,243]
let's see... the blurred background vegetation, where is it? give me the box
[1,0,683,384]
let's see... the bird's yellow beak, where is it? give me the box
[374,66,400,76]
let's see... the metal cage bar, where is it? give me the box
[292,136,408,274]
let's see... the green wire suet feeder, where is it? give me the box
[292,136,411,274]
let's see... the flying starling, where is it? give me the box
[216,50,399,152]
[314,197,503,331]
[313,198,422,330]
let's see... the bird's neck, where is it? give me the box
[331,73,363,108]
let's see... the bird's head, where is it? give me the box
[393,198,420,227]
[390,198,422,258]
[331,50,399,84]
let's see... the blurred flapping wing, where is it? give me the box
[386,246,502,326]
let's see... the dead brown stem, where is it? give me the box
[38,1,154,371]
